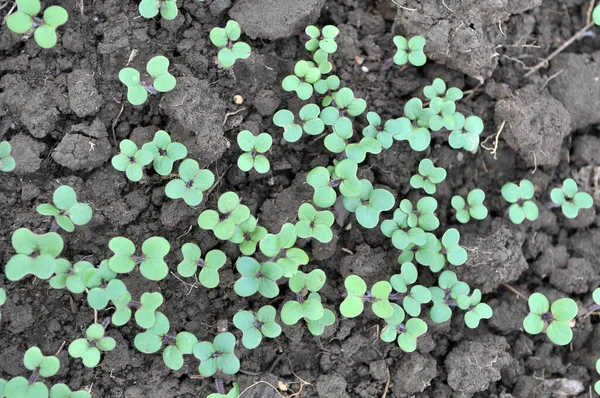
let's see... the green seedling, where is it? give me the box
[314,75,340,106]
[393,35,426,67]
[4,347,60,397]
[448,113,484,152]
[134,311,170,353]
[273,104,324,143]
[207,383,240,398]
[111,139,154,182]
[36,185,92,232]
[441,228,468,266]
[108,236,171,281]
[165,159,215,206]
[343,137,382,162]
[6,0,68,49]
[233,305,281,349]
[134,292,164,329]
[177,243,226,288]
[49,384,91,398]
[258,222,297,258]
[409,159,447,194]
[5,228,63,281]
[319,87,367,137]
[398,197,439,231]
[193,332,240,377]
[394,100,430,151]
[83,261,124,310]
[305,302,336,336]
[389,262,431,317]
[229,215,267,255]
[380,303,427,352]
[550,178,593,218]
[197,192,251,240]
[414,233,445,272]
[162,331,198,371]
[362,112,404,149]
[289,269,326,294]
[340,275,394,319]
[118,56,176,106]
[429,270,470,323]
[423,78,463,102]
[110,288,133,326]
[420,97,457,131]
[275,247,308,278]
[305,25,339,53]
[281,292,325,326]
[306,159,362,208]
[342,180,395,229]
[50,260,94,294]
[0,141,16,172]
[233,257,283,298]
[457,289,493,328]
[451,188,488,223]
[139,0,177,20]
[381,209,426,250]
[501,179,539,224]
[282,60,321,100]
[523,292,578,346]
[313,49,332,74]
[295,203,334,243]
[210,20,251,68]
[237,130,272,173]
[142,130,187,176]
[68,323,116,367]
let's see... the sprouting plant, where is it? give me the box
[107,236,171,281]
[134,311,170,355]
[193,332,240,377]
[342,180,395,229]
[381,208,426,250]
[281,292,325,327]
[233,257,283,298]
[429,270,470,323]
[49,384,92,398]
[440,228,468,266]
[393,35,426,67]
[451,188,488,223]
[6,0,68,48]
[306,159,362,208]
[305,25,339,53]
[5,228,63,281]
[423,78,463,102]
[550,178,594,218]
[295,203,334,243]
[361,112,403,149]
[0,141,16,172]
[420,97,457,131]
[409,159,447,194]
[394,100,430,151]
[414,233,445,272]
[258,222,297,258]
[177,243,226,288]
[165,159,215,206]
[305,298,336,336]
[501,179,539,224]
[118,56,176,106]
[380,303,427,352]
[319,87,367,136]
[398,197,440,231]
[36,185,92,232]
[134,292,164,329]
[141,130,188,176]
[282,60,322,100]
[389,262,431,317]
[83,261,124,310]
[209,20,251,68]
[340,275,393,319]
[233,305,282,349]
[457,289,493,328]
[237,130,272,173]
[3,347,60,396]
[344,137,382,163]
[139,0,177,20]
[314,75,340,106]
[273,104,325,143]
[229,215,267,255]
[68,323,116,368]
[197,192,251,240]
[207,383,240,398]
[523,292,578,346]
[448,113,484,152]
[111,139,154,182]
[162,331,198,371]
[50,260,94,294]
[313,49,332,74]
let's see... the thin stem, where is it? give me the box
[215,379,226,394]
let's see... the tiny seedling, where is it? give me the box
[119,56,176,106]
[281,292,325,326]
[362,112,404,149]
[177,243,226,288]
[381,208,426,250]
[6,0,68,48]
[409,159,447,194]
[305,25,339,53]
[49,384,92,398]
[306,159,363,208]
[313,48,332,74]
[162,331,198,371]
[83,261,124,310]
[165,159,215,206]
[319,87,366,137]
[134,292,164,329]
[448,113,484,153]
[457,289,493,328]
[209,20,251,68]
[380,303,427,352]
[393,35,427,67]
[523,292,578,346]
[394,100,430,151]
[340,275,394,319]
[273,104,325,143]
[501,179,539,224]
[398,197,439,231]
[389,262,431,317]
[295,203,334,243]
[282,60,322,100]
[139,0,177,20]
[0,141,16,172]
[314,75,340,106]
[134,311,170,354]
[237,130,272,173]
[429,270,470,323]
[111,139,154,182]
[5,228,63,281]
[233,257,283,298]
[451,188,488,223]
[36,185,92,232]
[440,228,468,266]
[197,192,251,240]
[68,323,116,367]
[550,178,593,218]
[423,78,463,102]
[258,222,297,258]
[142,130,188,176]
[344,137,382,163]
[233,305,282,349]
[108,236,171,281]
[193,332,240,377]
[342,179,395,229]
[305,300,336,336]
[207,383,240,398]
[50,260,94,294]
[414,233,445,272]
[4,347,60,397]
[229,215,267,255]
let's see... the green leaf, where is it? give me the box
[546,321,573,346]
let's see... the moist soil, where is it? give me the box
[1,0,600,397]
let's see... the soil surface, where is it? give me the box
[1,0,600,397]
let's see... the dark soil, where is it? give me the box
[1,0,599,397]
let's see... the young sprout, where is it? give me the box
[414,233,445,272]
[501,179,539,224]
[165,159,215,206]
[362,112,404,149]
[423,78,463,102]
[306,301,336,336]
[282,60,322,100]
[550,178,593,218]
[162,331,198,371]
[233,257,283,298]
[50,260,94,294]
[193,332,240,377]
[36,185,92,232]
[134,311,170,353]
[207,383,240,398]
[394,100,430,151]
[448,113,484,152]
[281,292,325,326]
[344,137,382,163]
[428,270,470,323]
[381,208,426,250]
[111,139,154,182]
[68,323,116,367]
[6,0,68,48]
[313,49,332,74]
[314,75,340,106]
[273,104,325,143]
[421,97,457,131]
[177,243,226,288]
[233,305,282,349]
[3,347,60,396]
[275,248,308,278]
[393,35,427,67]
[258,222,297,258]
[306,159,362,208]
[523,292,578,346]
[441,228,468,266]
[380,303,427,352]
[0,141,16,172]
[141,130,188,176]
[342,180,395,229]
[340,275,394,319]
[305,25,339,54]
[5,228,63,281]
[83,261,125,310]
[209,20,251,68]
[295,203,334,243]
[398,197,439,231]
[409,159,447,194]
[457,289,493,328]
[319,87,367,136]
[49,384,92,398]
[107,236,171,281]
[451,189,488,223]
[139,0,177,20]
[236,130,272,173]
[135,292,164,329]
[389,262,431,317]
[118,56,177,106]
[229,215,267,255]
[197,192,251,240]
